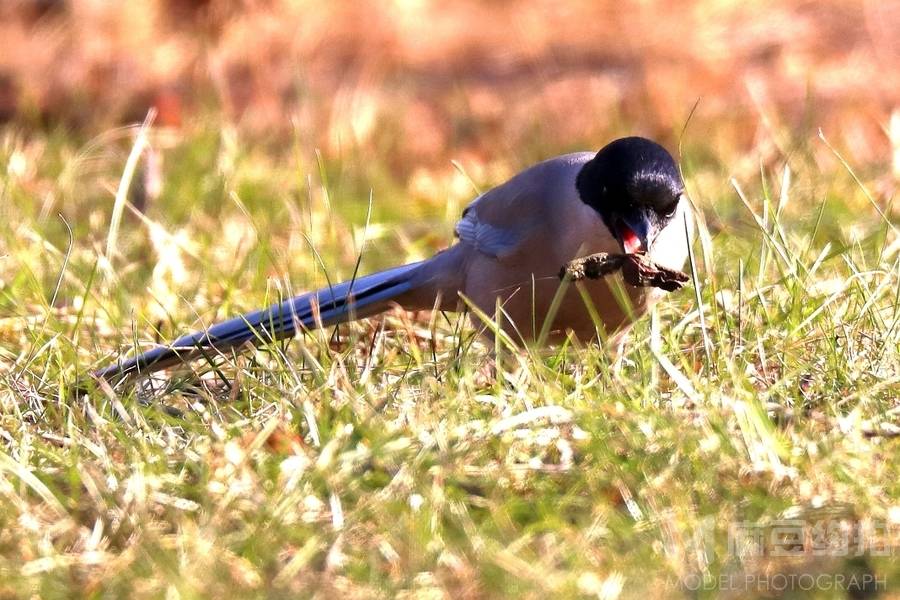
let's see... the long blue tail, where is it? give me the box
[94,261,425,382]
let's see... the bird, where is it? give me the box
[95,136,691,383]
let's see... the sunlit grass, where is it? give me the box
[0,121,897,598]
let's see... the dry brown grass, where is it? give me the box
[2,0,898,171]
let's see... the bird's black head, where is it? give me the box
[576,137,684,254]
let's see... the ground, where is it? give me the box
[0,118,897,598]
[0,1,898,597]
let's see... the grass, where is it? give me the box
[0,119,898,599]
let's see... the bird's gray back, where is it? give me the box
[454,152,595,260]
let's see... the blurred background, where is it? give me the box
[2,0,898,171]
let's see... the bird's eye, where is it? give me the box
[660,199,679,218]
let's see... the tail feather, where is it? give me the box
[94,261,424,383]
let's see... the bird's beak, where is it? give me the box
[616,212,651,255]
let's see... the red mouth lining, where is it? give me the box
[619,224,644,254]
